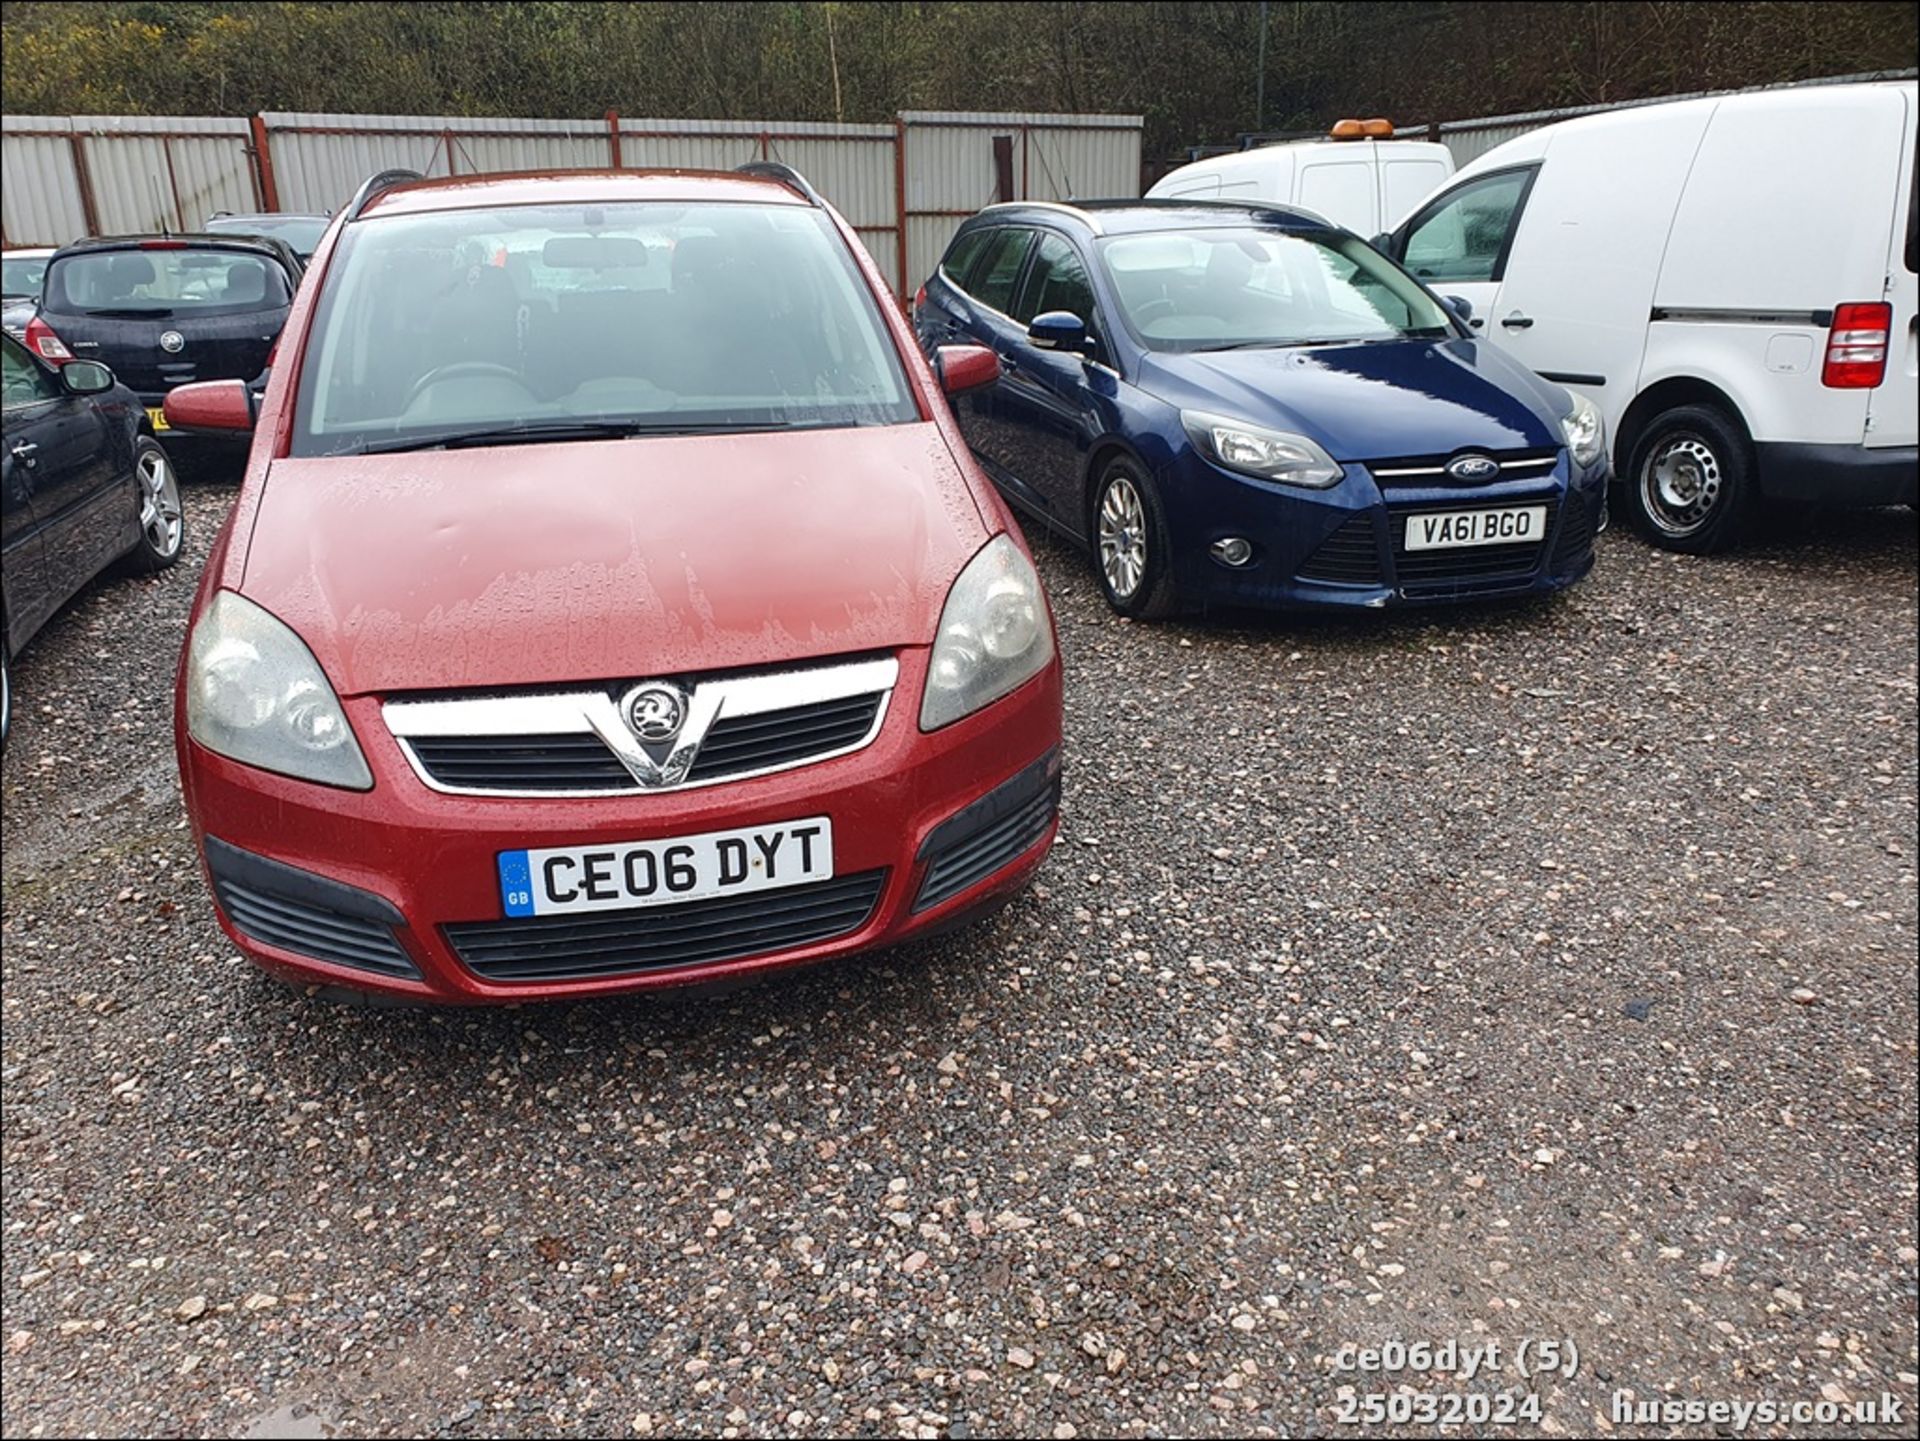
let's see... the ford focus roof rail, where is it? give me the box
[735,161,823,206]
[345,168,427,222]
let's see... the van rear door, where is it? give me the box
[1868,96,1917,450]
[1296,157,1378,232]
[1379,151,1453,230]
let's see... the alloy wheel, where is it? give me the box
[1097,474,1148,600]
[138,447,183,559]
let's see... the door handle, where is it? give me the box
[1500,312,1535,330]
[9,441,37,466]
[1469,317,1485,330]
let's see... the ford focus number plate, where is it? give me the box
[498,817,833,918]
[1403,505,1548,551]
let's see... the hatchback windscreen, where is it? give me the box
[2,256,49,298]
[291,201,919,455]
[43,248,289,316]
[1099,227,1452,352]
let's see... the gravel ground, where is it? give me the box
[3,478,1915,1440]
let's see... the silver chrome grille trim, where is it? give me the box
[383,655,899,799]
[1369,452,1562,480]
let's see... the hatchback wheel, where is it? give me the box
[124,438,184,573]
[1626,403,1753,555]
[1092,458,1178,618]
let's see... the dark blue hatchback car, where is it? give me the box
[914,200,1610,617]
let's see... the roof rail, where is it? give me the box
[734,161,822,206]
[1077,195,1332,226]
[977,200,1102,233]
[345,168,426,223]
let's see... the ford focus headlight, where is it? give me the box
[921,534,1055,731]
[186,590,372,789]
[1182,409,1342,488]
[1560,391,1606,469]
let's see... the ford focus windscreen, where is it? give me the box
[292,201,920,455]
[1099,227,1452,352]
[43,248,291,316]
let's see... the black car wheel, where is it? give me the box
[1091,456,1180,619]
[122,437,184,573]
[1625,403,1753,555]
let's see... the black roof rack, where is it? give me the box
[735,161,822,206]
[345,168,426,223]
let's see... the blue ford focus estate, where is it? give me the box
[914,200,1609,618]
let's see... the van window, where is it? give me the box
[940,227,994,291]
[1297,162,1375,232]
[1013,232,1097,327]
[1399,166,1538,283]
[969,227,1035,314]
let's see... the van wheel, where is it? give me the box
[122,438,184,574]
[1625,404,1753,554]
[1091,457,1179,619]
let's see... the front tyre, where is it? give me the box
[1092,457,1179,619]
[1625,403,1753,555]
[122,437,184,574]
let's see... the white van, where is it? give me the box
[1148,125,1454,239]
[1381,81,1918,552]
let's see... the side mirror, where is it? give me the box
[1027,310,1088,353]
[1370,231,1393,252]
[1441,294,1474,326]
[60,359,114,396]
[163,378,254,433]
[934,343,1000,396]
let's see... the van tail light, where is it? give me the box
[24,314,73,363]
[1823,302,1891,388]
[913,283,927,312]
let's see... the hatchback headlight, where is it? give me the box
[1182,409,1343,488]
[921,534,1055,731]
[1560,391,1606,469]
[186,591,372,789]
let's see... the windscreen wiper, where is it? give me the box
[356,418,798,455]
[1193,339,1326,352]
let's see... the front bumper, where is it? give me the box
[1754,441,1918,507]
[1158,449,1609,611]
[178,647,1063,1003]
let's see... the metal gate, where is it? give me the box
[4,108,1143,297]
